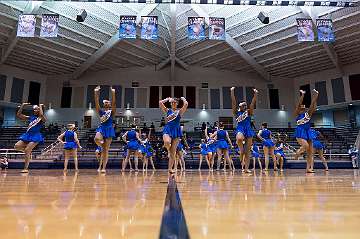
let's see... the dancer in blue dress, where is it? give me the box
[144,132,156,171]
[122,125,142,171]
[257,122,277,171]
[251,142,262,171]
[14,103,46,173]
[198,139,210,170]
[205,126,218,171]
[231,87,258,173]
[57,124,82,172]
[175,126,189,171]
[274,137,287,172]
[212,122,233,171]
[94,86,116,173]
[159,97,188,174]
[310,127,329,171]
[294,89,319,173]
[95,146,102,172]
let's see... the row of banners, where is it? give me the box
[17,14,335,43]
[297,18,335,42]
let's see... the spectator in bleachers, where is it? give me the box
[348,144,359,168]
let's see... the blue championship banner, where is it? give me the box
[119,16,137,39]
[209,17,225,40]
[316,19,335,42]
[40,14,59,38]
[296,18,315,42]
[140,16,158,40]
[188,17,206,40]
[17,15,36,37]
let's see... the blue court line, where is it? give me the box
[159,176,190,239]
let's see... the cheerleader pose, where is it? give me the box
[145,138,156,170]
[231,87,258,173]
[294,89,319,173]
[14,103,46,173]
[122,125,142,171]
[159,97,188,174]
[212,122,233,171]
[198,139,210,170]
[94,86,116,173]
[205,126,217,171]
[257,122,277,171]
[251,142,262,171]
[57,124,82,172]
[274,140,286,172]
[95,146,102,172]
[310,128,329,171]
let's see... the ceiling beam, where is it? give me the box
[0,1,42,65]
[191,5,270,82]
[71,4,159,79]
[170,4,176,81]
[300,7,344,76]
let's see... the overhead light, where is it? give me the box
[88,102,92,110]
[281,105,285,111]
[126,103,130,110]
[48,102,52,110]
[258,12,269,24]
[202,104,206,111]
[349,103,353,106]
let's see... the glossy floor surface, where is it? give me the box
[0,169,360,239]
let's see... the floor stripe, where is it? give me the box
[159,176,190,239]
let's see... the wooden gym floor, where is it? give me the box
[0,169,359,239]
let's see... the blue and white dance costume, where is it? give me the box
[145,141,154,157]
[126,130,140,151]
[95,146,102,154]
[207,138,217,153]
[274,143,286,159]
[63,130,78,150]
[163,109,182,139]
[235,110,255,138]
[259,129,275,148]
[19,115,44,144]
[251,144,261,158]
[177,140,184,152]
[200,143,208,156]
[216,129,230,150]
[96,109,115,139]
[310,129,324,150]
[295,112,311,140]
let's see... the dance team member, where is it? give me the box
[122,125,142,171]
[15,103,46,173]
[231,87,258,173]
[257,122,278,171]
[198,139,210,170]
[310,127,329,171]
[294,89,319,173]
[57,124,82,172]
[94,86,116,173]
[159,97,188,174]
[251,142,262,171]
[212,122,233,171]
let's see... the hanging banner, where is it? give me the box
[316,19,335,42]
[119,16,137,39]
[209,17,225,40]
[188,17,206,40]
[40,14,59,38]
[17,15,36,37]
[140,16,158,40]
[296,18,315,42]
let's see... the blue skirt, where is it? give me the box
[96,125,115,139]
[275,150,286,159]
[201,149,208,156]
[19,132,44,144]
[295,126,311,140]
[217,140,229,150]
[235,125,255,138]
[262,139,275,148]
[146,150,154,157]
[313,140,324,150]
[64,142,77,150]
[208,143,217,153]
[127,140,140,151]
[177,143,184,151]
[163,125,182,139]
[252,152,260,158]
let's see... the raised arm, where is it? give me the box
[159,97,170,113]
[39,104,47,122]
[294,90,305,116]
[94,86,101,114]
[179,97,188,116]
[248,88,258,116]
[57,132,66,144]
[257,130,264,142]
[111,87,116,114]
[147,128,152,140]
[230,87,237,117]
[205,126,210,140]
[308,89,319,117]
[74,132,82,149]
[16,103,30,121]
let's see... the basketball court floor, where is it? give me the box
[0,169,359,239]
